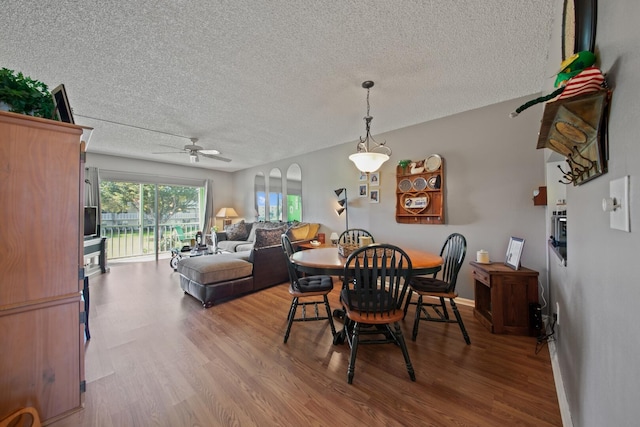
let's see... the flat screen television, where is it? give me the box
[84,206,98,237]
[52,84,75,124]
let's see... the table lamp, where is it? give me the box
[329,232,339,245]
[216,207,238,228]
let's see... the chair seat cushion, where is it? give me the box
[340,289,396,311]
[294,275,333,293]
[410,276,450,293]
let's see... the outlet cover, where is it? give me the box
[610,176,630,232]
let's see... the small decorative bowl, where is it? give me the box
[310,240,321,247]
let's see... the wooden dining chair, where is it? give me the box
[281,234,336,343]
[337,244,415,384]
[338,229,374,246]
[403,233,470,344]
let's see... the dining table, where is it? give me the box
[291,246,443,276]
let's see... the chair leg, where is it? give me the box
[403,289,413,319]
[450,298,471,345]
[393,322,416,381]
[323,295,337,337]
[347,322,360,384]
[284,297,299,343]
[412,295,423,341]
[440,297,450,320]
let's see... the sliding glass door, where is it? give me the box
[100,180,203,260]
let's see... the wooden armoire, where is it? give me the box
[0,111,86,424]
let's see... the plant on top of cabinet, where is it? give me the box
[0,68,56,119]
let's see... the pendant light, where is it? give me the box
[348,81,391,173]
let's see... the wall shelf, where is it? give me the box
[395,157,445,224]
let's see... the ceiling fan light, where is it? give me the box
[349,152,389,173]
[189,153,199,163]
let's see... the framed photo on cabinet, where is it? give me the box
[505,237,525,270]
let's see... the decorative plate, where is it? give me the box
[400,192,430,214]
[398,178,412,192]
[427,176,438,190]
[425,154,442,172]
[412,177,427,191]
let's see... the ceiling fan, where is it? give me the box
[152,138,231,163]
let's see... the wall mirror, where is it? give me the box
[268,168,283,221]
[254,172,265,221]
[562,0,597,60]
[286,164,302,221]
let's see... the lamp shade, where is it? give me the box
[216,207,238,218]
[349,152,389,173]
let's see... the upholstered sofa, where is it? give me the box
[177,222,319,308]
[216,220,320,253]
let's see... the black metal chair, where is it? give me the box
[403,233,470,344]
[337,244,415,384]
[338,229,375,246]
[281,234,336,343]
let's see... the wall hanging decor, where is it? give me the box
[396,154,444,224]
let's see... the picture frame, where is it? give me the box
[369,189,379,203]
[358,172,368,182]
[369,172,380,186]
[505,237,525,270]
[358,183,368,197]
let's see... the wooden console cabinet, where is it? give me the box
[470,261,539,336]
[0,111,86,423]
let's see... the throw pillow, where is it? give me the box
[288,223,310,241]
[225,220,250,241]
[254,226,287,248]
[306,223,320,240]
[247,221,285,242]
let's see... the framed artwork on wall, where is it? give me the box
[358,183,368,197]
[370,189,379,203]
[369,172,380,186]
[359,172,368,182]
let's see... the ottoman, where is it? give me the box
[177,252,254,308]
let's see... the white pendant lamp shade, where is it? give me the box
[349,152,390,173]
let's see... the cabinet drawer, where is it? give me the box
[473,268,490,286]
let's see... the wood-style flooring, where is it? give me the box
[50,259,561,426]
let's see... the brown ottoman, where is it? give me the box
[177,253,254,308]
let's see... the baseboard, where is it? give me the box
[543,315,572,426]
[456,297,474,307]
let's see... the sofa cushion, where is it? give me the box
[235,242,255,252]
[225,220,251,241]
[254,225,287,248]
[306,223,320,240]
[177,253,252,285]
[288,223,310,241]
[247,221,286,242]
[217,240,248,252]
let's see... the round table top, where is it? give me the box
[291,246,443,276]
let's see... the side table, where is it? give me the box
[470,261,540,336]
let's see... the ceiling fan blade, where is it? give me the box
[152,150,186,154]
[200,153,232,162]
[199,149,221,155]
[157,143,187,150]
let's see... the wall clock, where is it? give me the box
[563,0,597,60]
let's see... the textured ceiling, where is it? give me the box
[1,1,555,172]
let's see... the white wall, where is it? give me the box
[233,95,548,302]
[547,1,640,426]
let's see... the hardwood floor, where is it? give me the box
[51,259,561,426]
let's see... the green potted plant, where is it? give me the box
[0,67,56,119]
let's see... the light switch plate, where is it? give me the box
[610,176,630,232]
